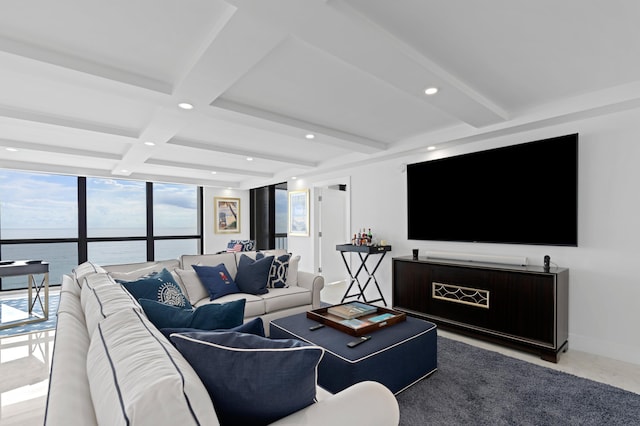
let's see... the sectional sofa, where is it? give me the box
[45,250,400,425]
[104,250,323,333]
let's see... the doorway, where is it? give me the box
[316,182,350,304]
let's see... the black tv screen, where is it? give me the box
[407,134,578,246]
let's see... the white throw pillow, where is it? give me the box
[173,268,208,304]
[80,273,142,336]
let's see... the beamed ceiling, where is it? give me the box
[1,0,640,188]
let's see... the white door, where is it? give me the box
[318,185,349,286]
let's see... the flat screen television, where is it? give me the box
[407,133,578,246]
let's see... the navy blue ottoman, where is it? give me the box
[270,313,437,394]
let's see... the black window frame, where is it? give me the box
[250,182,287,250]
[0,175,203,290]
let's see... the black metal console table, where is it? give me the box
[0,260,49,330]
[336,244,391,306]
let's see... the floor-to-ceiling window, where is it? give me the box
[250,182,288,250]
[85,177,148,265]
[0,170,78,290]
[275,183,288,249]
[0,170,202,290]
[152,182,201,260]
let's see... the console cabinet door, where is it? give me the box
[392,260,430,313]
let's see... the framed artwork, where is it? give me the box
[288,189,309,236]
[214,197,240,233]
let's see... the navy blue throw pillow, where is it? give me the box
[139,298,245,330]
[170,331,323,426]
[159,317,265,340]
[235,254,274,295]
[192,263,240,300]
[118,268,191,308]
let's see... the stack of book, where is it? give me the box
[307,302,407,335]
[327,302,377,320]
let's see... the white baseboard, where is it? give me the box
[569,332,640,366]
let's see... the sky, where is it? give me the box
[0,170,197,237]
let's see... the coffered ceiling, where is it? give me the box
[1,0,640,188]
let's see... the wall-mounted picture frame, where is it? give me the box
[214,197,240,233]
[288,189,309,236]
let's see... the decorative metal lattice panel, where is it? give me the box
[432,282,490,309]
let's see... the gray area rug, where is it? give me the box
[396,336,640,425]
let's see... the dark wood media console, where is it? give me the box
[392,256,569,362]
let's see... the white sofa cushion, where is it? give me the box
[173,268,209,304]
[287,255,301,286]
[80,273,141,336]
[57,276,86,323]
[87,308,218,426]
[181,253,238,278]
[262,286,312,313]
[72,261,106,287]
[102,259,180,274]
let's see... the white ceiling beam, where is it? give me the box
[0,159,115,179]
[210,99,387,154]
[126,172,241,188]
[145,158,273,179]
[168,137,317,168]
[111,106,190,175]
[0,158,239,188]
[0,35,171,94]
[172,5,292,107]
[0,105,139,139]
[0,138,120,160]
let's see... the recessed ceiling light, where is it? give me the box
[424,87,439,95]
[144,141,156,146]
[211,171,217,175]
[178,102,194,110]
[121,169,129,173]
[305,133,315,139]
[291,176,297,180]
[427,146,437,151]
[6,147,18,152]
[246,157,253,161]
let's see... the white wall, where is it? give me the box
[285,179,316,274]
[299,107,640,366]
[202,187,251,254]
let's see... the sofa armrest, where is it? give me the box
[45,280,98,426]
[270,381,399,426]
[296,271,324,309]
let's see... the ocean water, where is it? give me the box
[1,228,199,290]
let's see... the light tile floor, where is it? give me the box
[1,286,638,425]
[0,330,54,426]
